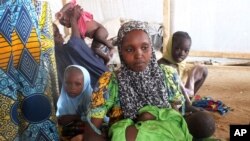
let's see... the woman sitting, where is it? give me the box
[82,21,193,141]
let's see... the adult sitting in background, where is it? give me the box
[83,21,193,141]
[158,31,208,98]
[52,5,109,89]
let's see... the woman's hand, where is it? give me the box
[71,5,82,22]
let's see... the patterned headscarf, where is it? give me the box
[117,21,170,119]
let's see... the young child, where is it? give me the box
[185,111,216,140]
[158,31,208,99]
[56,1,114,64]
[56,65,92,140]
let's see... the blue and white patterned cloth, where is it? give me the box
[0,0,59,140]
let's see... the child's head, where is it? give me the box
[185,111,215,139]
[56,3,73,28]
[172,31,192,63]
[52,23,64,47]
[64,66,84,97]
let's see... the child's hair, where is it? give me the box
[64,66,83,78]
[172,31,192,46]
[55,3,73,21]
[185,111,215,139]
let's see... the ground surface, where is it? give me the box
[196,65,250,141]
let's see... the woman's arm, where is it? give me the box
[83,117,107,141]
[83,72,116,140]
[70,5,81,38]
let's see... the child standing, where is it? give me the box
[56,65,92,140]
[56,1,114,64]
[158,31,208,98]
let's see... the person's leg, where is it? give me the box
[93,26,115,61]
[91,40,110,64]
[125,125,138,141]
[185,65,208,95]
[93,26,114,50]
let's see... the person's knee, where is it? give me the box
[201,66,208,78]
[193,65,208,80]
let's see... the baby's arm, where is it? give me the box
[137,112,156,122]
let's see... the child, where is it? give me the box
[158,31,208,98]
[56,65,92,140]
[185,111,216,140]
[56,1,114,64]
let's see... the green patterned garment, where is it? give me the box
[88,65,192,140]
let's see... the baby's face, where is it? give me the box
[59,10,72,28]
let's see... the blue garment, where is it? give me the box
[55,36,109,89]
[57,65,93,120]
[0,1,59,140]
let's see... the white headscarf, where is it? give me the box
[56,65,92,119]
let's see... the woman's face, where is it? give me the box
[172,38,191,63]
[64,70,83,97]
[121,30,152,72]
[53,24,64,46]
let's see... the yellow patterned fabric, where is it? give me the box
[0,0,59,140]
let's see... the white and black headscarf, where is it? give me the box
[117,21,170,119]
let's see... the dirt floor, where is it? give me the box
[196,65,250,141]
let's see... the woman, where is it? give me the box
[56,3,114,64]
[83,21,193,141]
[57,65,92,140]
[53,5,109,89]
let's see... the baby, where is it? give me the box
[56,1,114,64]
[185,111,216,140]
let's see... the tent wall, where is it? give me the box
[49,0,250,59]
[171,0,250,59]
